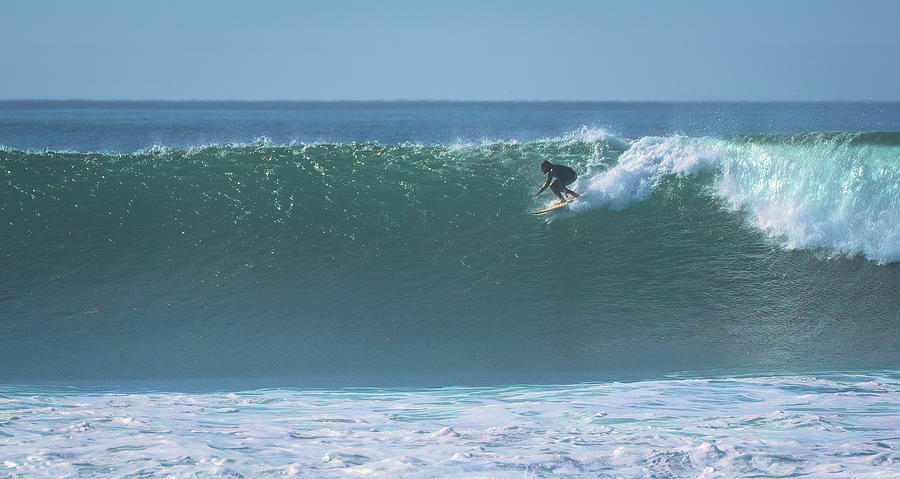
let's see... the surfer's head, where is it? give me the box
[540,160,551,173]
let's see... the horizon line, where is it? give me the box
[0,98,896,104]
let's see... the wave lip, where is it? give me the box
[573,133,900,263]
[714,135,900,263]
[576,135,723,211]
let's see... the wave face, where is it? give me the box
[3,131,900,384]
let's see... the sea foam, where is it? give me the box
[575,133,900,262]
[714,136,900,263]
[2,373,898,478]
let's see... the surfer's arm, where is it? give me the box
[534,174,552,196]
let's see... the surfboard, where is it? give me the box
[532,197,578,215]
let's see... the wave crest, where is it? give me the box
[573,133,900,262]
[715,136,900,262]
[576,136,723,210]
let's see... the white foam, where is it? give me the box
[574,134,900,263]
[713,138,900,263]
[1,373,898,478]
[575,135,722,210]
[557,125,621,145]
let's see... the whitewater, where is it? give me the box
[3,373,899,478]
[573,131,900,262]
[2,101,899,477]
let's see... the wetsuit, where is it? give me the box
[546,163,577,187]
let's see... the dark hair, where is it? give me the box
[540,160,551,172]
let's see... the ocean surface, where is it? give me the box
[2,101,899,477]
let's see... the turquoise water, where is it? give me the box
[3,124,900,385]
[2,102,899,477]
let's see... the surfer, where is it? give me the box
[534,160,580,204]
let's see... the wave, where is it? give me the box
[4,130,900,264]
[4,131,900,383]
[3,131,900,263]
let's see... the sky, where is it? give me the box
[2,0,899,101]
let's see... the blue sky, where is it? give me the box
[2,0,898,100]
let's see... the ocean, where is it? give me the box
[1,101,899,477]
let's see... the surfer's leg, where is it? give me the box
[562,178,579,198]
[549,181,566,203]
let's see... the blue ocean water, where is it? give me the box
[2,101,899,477]
[3,100,900,153]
